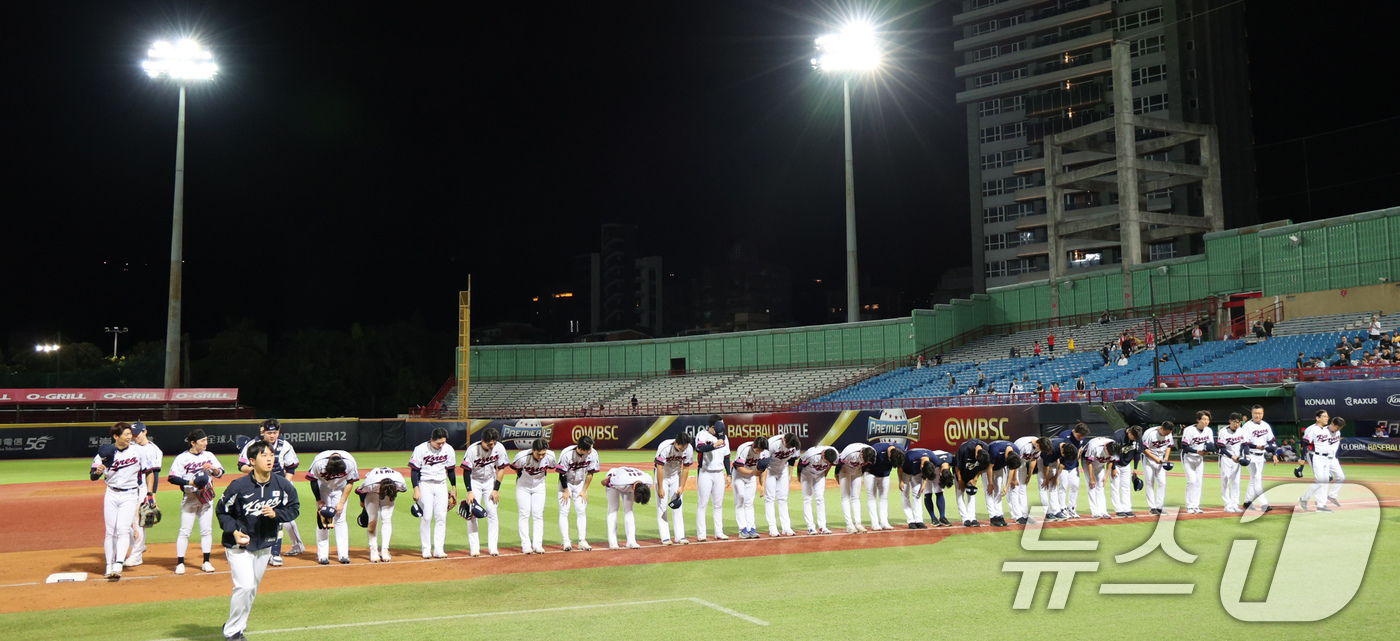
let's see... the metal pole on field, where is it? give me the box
[459,276,471,421]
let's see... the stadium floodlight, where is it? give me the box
[35,344,60,353]
[142,37,217,390]
[812,22,882,323]
[141,39,218,81]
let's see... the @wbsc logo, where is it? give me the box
[1003,482,1380,621]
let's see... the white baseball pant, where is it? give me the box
[800,471,829,531]
[1243,453,1269,507]
[223,546,271,638]
[1182,452,1205,509]
[417,480,449,556]
[1038,468,1063,516]
[837,469,865,530]
[764,466,794,535]
[695,471,726,538]
[1110,465,1134,514]
[176,493,214,558]
[985,467,1009,519]
[605,486,638,547]
[467,478,501,555]
[315,489,350,561]
[1085,462,1109,517]
[955,482,978,523]
[1142,459,1166,510]
[516,483,546,553]
[1058,467,1081,514]
[281,521,303,555]
[863,473,893,529]
[900,476,928,524]
[103,487,139,568]
[1219,457,1242,510]
[365,494,395,556]
[559,482,589,546]
[732,474,758,532]
[1008,463,1031,521]
[130,506,147,563]
[656,476,685,542]
[1306,454,1345,504]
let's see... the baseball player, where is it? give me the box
[653,432,694,545]
[238,419,302,565]
[921,450,957,526]
[954,439,991,526]
[837,442,876,533]
[863,442,906,531]
[982,440,1023,527]
[409,427,457,559]
[557,435,601,551]
[1080,436,1121,519]
[461,427,510,556]
[355,466,407,562]
[1040,438,1080,521]
[1216,414,1247,513]
[123,421,163,569]
[693,416,731,541]
[1297,410,1330,511]
[1240,405,1280,513]
[731,436,770,539]
[167,429,225,575]
[796,444,838,534]
[602,466,653,549]
[1053,423,1090,519]
[1179,411,1215,514]
[1110,426,1143,517]
[1306,416,1346,512]
[217,440,300,641]
[896,447,939,528]
[764,433,802,537]
[1141,422,1175,515]
[1009,436,1049,525]
[511,438,557,554]
[90,422,145,579]
[306,450,360,564]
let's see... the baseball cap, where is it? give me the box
[261,418,281,432]
[130,422,147,436]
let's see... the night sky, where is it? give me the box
[3,0,1397,356]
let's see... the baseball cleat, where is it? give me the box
[856,526,869,534]
[1015,517,1030,525]
[202,562,216,573]
[697,536,707,542]
[626,542,642,549]
[174,563,185,575]
[1260,505,1274,513]
[521,547,534,555]
[110,565,122,579]
[1241,501,1252,511]
[661,539,673,546]
[226,633,248,641]
[609,544,621,550]
[340,557,351,564]
[432,552,447,559]
[845,526,857,534]
[969,520,983,527]
[490,552,499,557]
[768,531,780,538]
[1297,498,1309,512]
[715,533,729,540]
[317,558,330,565]
[819,527,833,535]
[1316,505,1334,513]
[422,552,431,559]
[470,551,481,557]
[808,528,818,535]
[123,557,142,568]
[270,557,283,567]
[561,544,572,552]
[782,530,797,537]
[1329,498,1342,507]
[286,545,304,556]
[990,517,1007,527]
[381,551,393,562]
[370,550,381,563]
[578,542,592,551]
[676,538,690,545]
[962,520,974,527]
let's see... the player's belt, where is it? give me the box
[109,486,138,491]
[420,478,445,483]
[1314,452,1333,458]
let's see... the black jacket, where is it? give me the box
[216,472,300,550]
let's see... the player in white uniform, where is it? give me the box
[693,417,731,541]
[238,419,303,565]
[764,433,802,537]
[837,443,876,533]
[1307,416,1346,511]
[1297,410,1330,512]
[602,466,653,549]
[461,427,510,556]
[653,433,694,545]
[797,445,838,534]
[1080,437,1120,519]
[557,435,602,551]
[731,437,770,539]
[91,422,145,579]
[1179,411,1215,514]
[1009,436,1049,524]
[124,422,164,568]
[1240,405,1280,513]
[1216,413,1247,512]
[167,429,225,574]
[1141,422,1175,515]
[306,450,360,564]
[511,439,557,554]
[355,467,407,562]
[409,427,457,558]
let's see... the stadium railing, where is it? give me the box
[1160,364,1400,387]
[2,405,256,424]
[797,387,1147,411]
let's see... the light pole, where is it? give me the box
[813,23,880,323]
[105,327,129,358]
[35,343,61,386]
[142,39,217,389]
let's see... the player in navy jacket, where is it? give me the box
[217,440,300,640]
[1041,438,1081,521]
[983,440,1023,527]
[1053,424,1090,519]
[863,442,906,530]
[1109,426,1143,516]
[954,439,990,526]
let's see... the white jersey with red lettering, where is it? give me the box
[510,449,558,490]
[766,435,801,469]
[1241,419,1276,456]
[838,442,869,474]
[1082,437,1115,464]
[653,439,695,480]
[356,467,408,496]
[305,450,361,493]
[731,442,769,479]
[556,446,601,485]
[93,444,145,489]
[136,441,164,478]
[799,445,838,478]
[1302,424,1327,458]
[461,441,510,484]
[695,430,730,472]
[1313,428,1342,457]
[602,466,653,490]
[1143,429,1174,460]
[1179,426,1214,455]
[408,442,455,483]
[169,451,224,488]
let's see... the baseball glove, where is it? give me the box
[317,505,338,529]
[457,501,475,520]
[139,499,162,528]
[446,493,457,511]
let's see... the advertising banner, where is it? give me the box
[0,388,239,405]
[1295,380,1400,422]
[0,419,357,459]
[1338,437,1400,460]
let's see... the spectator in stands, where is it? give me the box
[1263,318,1274,338]
[1222,328,1233,341]
[977,368,986,388]
[1146,330,1155,350]
[1158,353,1171,363]
[1331,354,1350,367]
[1120,333,1134,357]
[1276,439,1300,462]
[1010,380,1023,394]
[1370,315,1382,342]
[1352,335,1365,349]
[965,386,977,396]
[986,383,997,395]
[1009,346,1020,358]
[1067,336,1075,353]
[1375,425,1390,437]
[915,354,925,369]
[1100,342,1112,366]
[1033,342,1042,357]
[1047,332,1055,353]
[1035,381,1045,402]
[1099,310,1112,325]
[934,353,944,366]
[1296,353,1307,369]
[631,394,639,414]
[743,392,755,411]
[948,373,957,391]
[1336,340,1352,358]
[1192,326,1202,346]
[1252,321,1266,339]
[1049,382,1061,402]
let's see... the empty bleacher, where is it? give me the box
[1269,311,1378,336]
